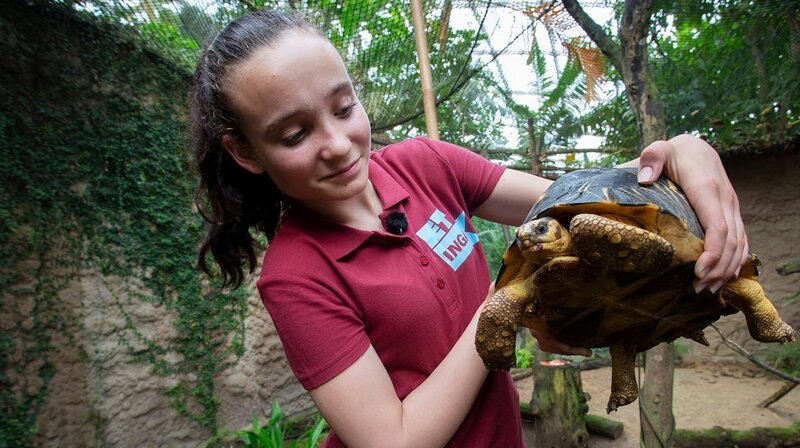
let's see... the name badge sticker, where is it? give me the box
[415,210,480,271]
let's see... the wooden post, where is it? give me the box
[410,0,439,140]
[640,343,675,447]
[529,360,590,447]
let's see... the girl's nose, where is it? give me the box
[319,120,351,159]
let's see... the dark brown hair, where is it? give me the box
[190,10,319,288]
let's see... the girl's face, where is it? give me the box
[223,30,372,209]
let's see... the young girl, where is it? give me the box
[190,10,748,448]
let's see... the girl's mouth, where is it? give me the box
[323,159,360,180]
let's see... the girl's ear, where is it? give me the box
[222,134,265,174]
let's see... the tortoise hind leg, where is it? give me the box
[476,281,537,370]
[570,214,674,274]
[607,344,639,413]
[720,277,796,343]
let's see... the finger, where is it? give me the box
[703,183,748,292]
[709,188,740,290]
[637,140,671,184]
[738,228,750,277]
[728,189,748,277]
[685,181,726,292]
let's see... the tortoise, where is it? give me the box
[475,167,796,413]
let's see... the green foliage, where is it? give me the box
[471,217,510,277]
[499,20,591,174]
[765,342,800,377]
[587,0,800,153]
[515,347,534,369]
[234,402,327,448]
[1,2,246,441]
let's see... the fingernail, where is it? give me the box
[694,283,705,294]
[734,266,741,278]
[698,268,709,280]
[710,280,724,294]
[638,166,653,183]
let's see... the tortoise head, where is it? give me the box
[516,217,573,261]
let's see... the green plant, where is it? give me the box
[765,342,800,377]
[235,402,328,448]
[472,217,511,276]
[516,347,534,369]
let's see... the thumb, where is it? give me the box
[637,140,672,184]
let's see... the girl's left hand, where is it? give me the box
[531,330,592,357]
[633,134,748,293]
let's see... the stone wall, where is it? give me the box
[0,2,311,446]
[32,273,312,447]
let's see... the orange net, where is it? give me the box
[528,2,606,102]
[565,38,606,101]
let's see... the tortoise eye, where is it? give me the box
[536,224,547,234]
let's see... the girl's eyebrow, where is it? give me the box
[262,80,354,136]
[328,80,353,97]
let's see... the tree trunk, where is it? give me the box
[529,360,590,447]
[562,1,674,446]
[618,0,666,147]
[640,343,675,447]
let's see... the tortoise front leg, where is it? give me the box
[607,344,639,413]
[570,213,674,275]
[476,281,536,371]
[721,277,796,343]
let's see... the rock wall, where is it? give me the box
[1,2,311,447]
[684,150,800,362]
[30,272,312,447]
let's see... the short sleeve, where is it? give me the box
[409,138,505,211]
[258,271,370,390]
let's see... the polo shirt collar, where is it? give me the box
[280,158,410,261]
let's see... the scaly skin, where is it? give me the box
[607,344,639,413]
[570,213,675,274]
[476,281,534,370]
[721,277,797,343]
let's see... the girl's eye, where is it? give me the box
[335,103,356,117]
[282,129,306,146]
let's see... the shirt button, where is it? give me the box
[436,280,445,289]
[420,257,429,266]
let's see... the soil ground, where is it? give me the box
[515,361,800,447]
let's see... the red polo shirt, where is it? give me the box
[258,137,524,447]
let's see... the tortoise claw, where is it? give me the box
[606,391,638,414]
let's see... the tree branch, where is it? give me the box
[711,324,800,385]
[561,0,623,74]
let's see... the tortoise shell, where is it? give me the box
[478,167,795,412]
[496,168,736,350]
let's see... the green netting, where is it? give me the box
[57,1,606,135]
[52,0,800,173]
